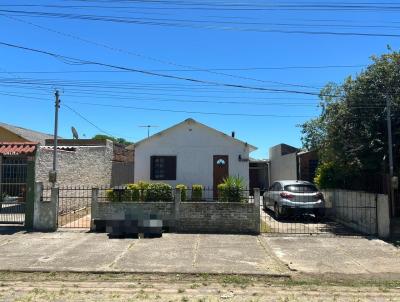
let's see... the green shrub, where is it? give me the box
[106,189,117,202]
[175,184,187,201]
[217,176,245,203]
[106,188,132,202]
[126,183,140,201]
[191,184,203,201]
[145,183,173,202]
[314,162,350,189]
[137,181,150,201]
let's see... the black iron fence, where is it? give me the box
[0,159,27,225]
[101,185,253,203]
[260,183,379,236]
[56,186,92,228]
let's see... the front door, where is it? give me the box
[213,155,229,199]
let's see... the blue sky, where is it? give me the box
[0,1,399,158]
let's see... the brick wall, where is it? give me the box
[92,197,260,234]
[178,202,259,233]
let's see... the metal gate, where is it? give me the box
[260,188,378,236]
[57,186,91,229]
[0,158,27,225]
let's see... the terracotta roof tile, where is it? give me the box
[0,142,38,155]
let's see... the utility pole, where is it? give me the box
[50,90,60,187]
[139,125,159,138]
[386,95,395,216]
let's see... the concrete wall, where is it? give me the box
[269,144,297,183]
[35,141,114,187]
[322,189,381,236]
[91,191,260,234]
[134,120,252,188]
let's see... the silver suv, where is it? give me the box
[263,180,325,219]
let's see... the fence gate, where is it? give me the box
[0,158,27,225]
[260,189,378,236]
[56,186,91,229]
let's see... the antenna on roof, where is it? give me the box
[139,125,159,138]
[71,126,79,139]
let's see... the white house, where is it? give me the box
[133,118,257,188]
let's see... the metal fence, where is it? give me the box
[56,186,92,229]
[260,184,378,236]
[0,158,27,225]
[101,186,253,203]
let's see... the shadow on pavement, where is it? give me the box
[0,225,27,235]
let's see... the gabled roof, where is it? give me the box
[133,118,257,152]
[0,122,56,145]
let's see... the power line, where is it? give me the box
[0,41,331,97]
[2,9,400,37]
[2,15,321,90]
[62,103,115,136]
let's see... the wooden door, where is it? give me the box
[213,155,229,198]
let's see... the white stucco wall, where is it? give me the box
[134,121,253,188]
[269,145,297,183]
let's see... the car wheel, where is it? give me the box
[274,203,283,220]
[314,208,325,219]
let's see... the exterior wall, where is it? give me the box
[35,140,114,187]
[134,122,252,188]
[92,200,260,234]
[298,151,318,182]
[249,161,269,192]
[0,127,25,142]
[322,189,379,235]
[178,202,258,233]
[269,144,297,183]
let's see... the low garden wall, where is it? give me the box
[91,188,260,234]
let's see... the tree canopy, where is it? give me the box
[300,49,400,188]
[92,134,133,146]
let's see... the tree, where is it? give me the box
[300,49,400,188]
[92,134,133,146]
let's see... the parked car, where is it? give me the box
[263,180,325,219]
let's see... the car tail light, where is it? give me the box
[315,192,324,200]
[280,192,294,199]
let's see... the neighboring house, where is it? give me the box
[1,122,134,191]
[249,158,269,193]
[36,139,134,187]
[0,122,54,145]
[133,118,257,189]
[268,143,318,184]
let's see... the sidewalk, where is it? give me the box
[0,229,288,275]
[264,236,400,279]
[0,228,399,279]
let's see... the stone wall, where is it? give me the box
[35,141,114,187]
[322,189,379,235]
[91,190,260,234]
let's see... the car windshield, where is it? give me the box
[284,184,318,193]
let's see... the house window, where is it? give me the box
[150,156,176,180]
